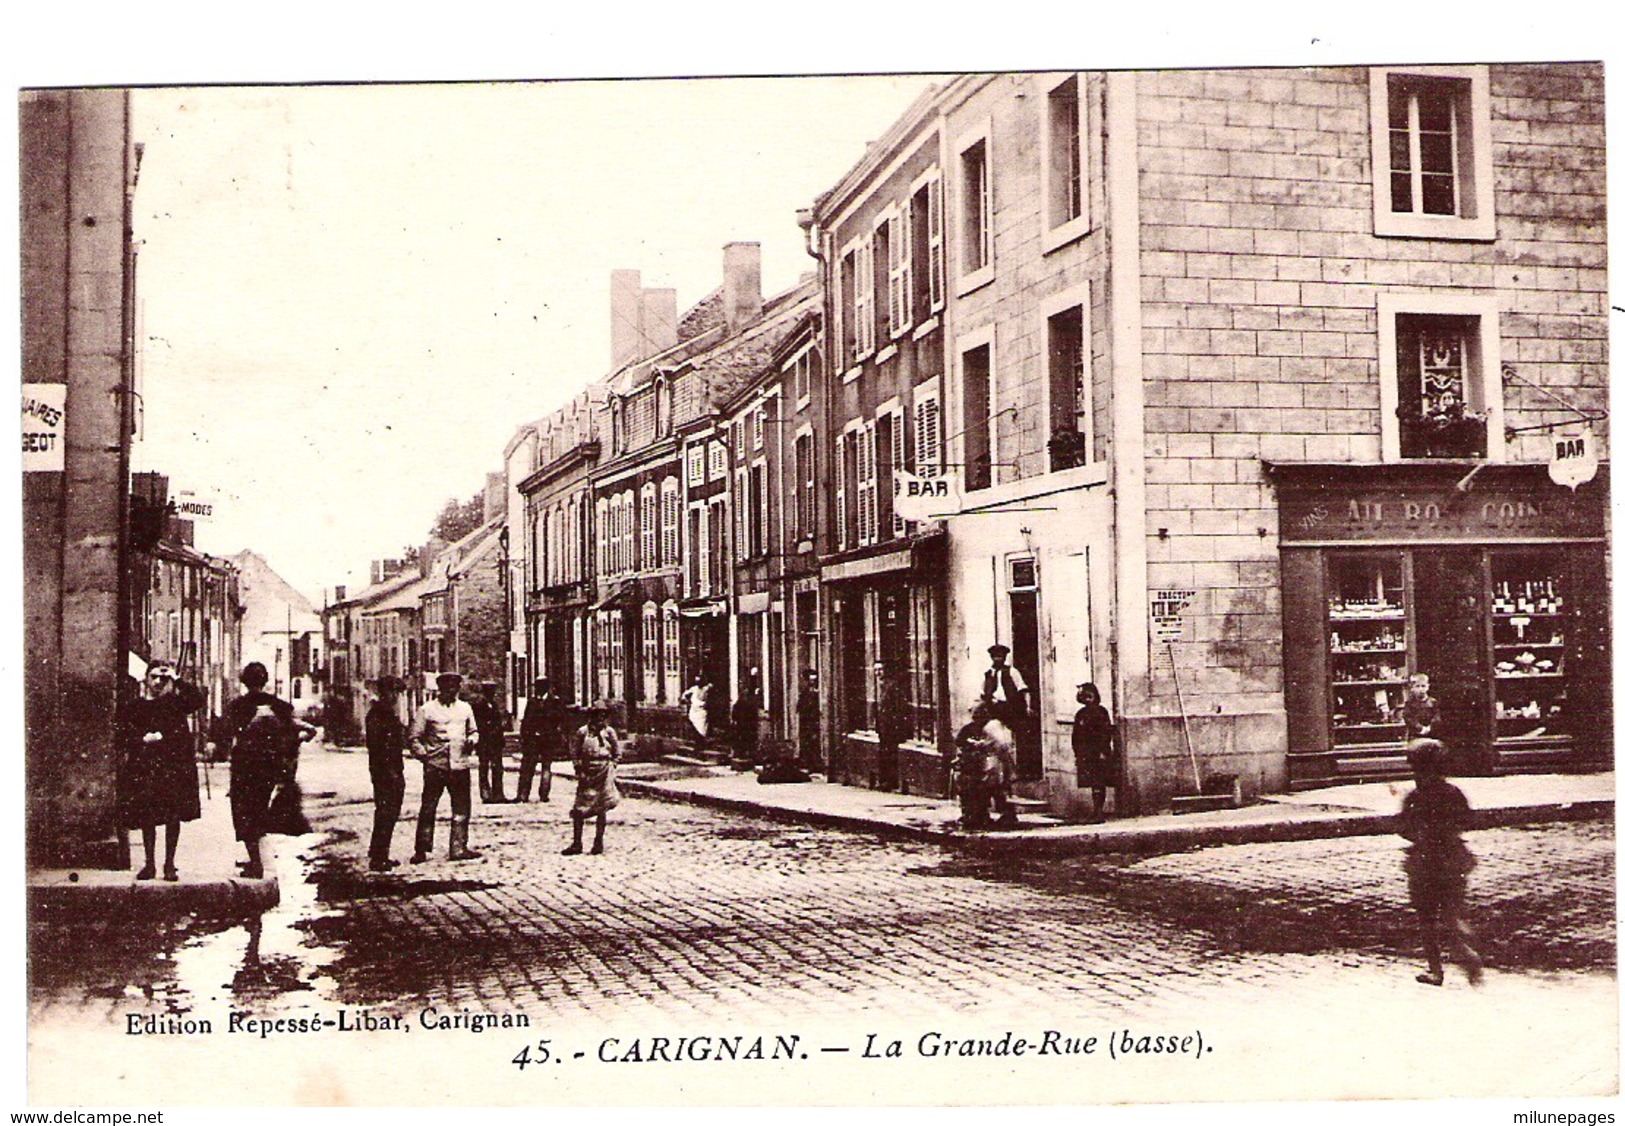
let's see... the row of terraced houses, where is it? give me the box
[486,65,1609,819]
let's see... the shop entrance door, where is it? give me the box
[1411,548,1492,772]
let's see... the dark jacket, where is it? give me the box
[520,693,569,761]
[365,700,406,778]
[471,698,506,757]
[1071,701,1116,786]
[117,682,205,828]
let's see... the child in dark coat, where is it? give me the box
[1397,738,1484,987]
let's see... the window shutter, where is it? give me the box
[835,432,848,549]
[890,212,910,336]
[927,176,945,310]
[891,408,908,536]
[855,238,874,359]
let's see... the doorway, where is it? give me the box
[1008,556,1042,780]
[1411,548,1491,772]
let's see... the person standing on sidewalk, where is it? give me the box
[409,672,482,863]
[795,669,822,773]
[564,703,622,855]
[471,680,507,804]
[364,676,407,871]
[1398,738,1484,987]
[1071,682,1117,822]
[516,677,567,802]
[730,670,762,770]
[208,661,307,881]
[875,662,910,792]
[118,663,205,881]
[679,674,712,751]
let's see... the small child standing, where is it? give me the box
[1401,673,1439,740]
[1397,738,1484,987]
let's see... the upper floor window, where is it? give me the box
[788,346,814,409]
[838,248,857,370]
[654,376,673,438]
[640,481,657,570]
[958,132,992,285]
[793,430,814,541]
[1378,291,1504,461]
[854,237,876,362]
[687,444,705,488]
[610,397,625,455]
[910,170,944,322]
[961,338,994,491]
[1042,73,1090,251]
[752,403,766,451]
[707,439,727,482]
[660,476,680,567]
[1369,66,1494,241]
[872,214,893,343]
[1043,287,1092,472]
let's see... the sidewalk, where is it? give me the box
[606,760,1615,857]
[29,761,280,921]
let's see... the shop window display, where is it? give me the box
[1328,555,1409,749]
[1490,554,1570,749]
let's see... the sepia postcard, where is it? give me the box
[14,25,1621,1116]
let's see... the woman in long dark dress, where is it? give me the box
[563,704,622,856]
[117,663,204,881]
[1071,682,1117,822]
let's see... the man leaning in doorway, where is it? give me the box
[409,671,482,863]
[981,644,1030,727]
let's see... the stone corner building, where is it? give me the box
[498,65,1608,820]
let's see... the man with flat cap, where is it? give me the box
[980,644,1030,727]
[409,671,482,863]
[365,676,408,871]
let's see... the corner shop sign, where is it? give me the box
[1279,480,1606,543]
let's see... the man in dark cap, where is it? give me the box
[408,671,481,862]
[980,644,1030,728]
[516,676,567,802]
[364,676,407,871]
[470,680,507,803]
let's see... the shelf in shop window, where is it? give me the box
[1494,672,1565,680]
[1331,679,1407,687]
[1328,612,1406,623]
[1494,733,1574,747]
[1492,611,1563,619]
[1493,642,1564,650]
[1330,646,1405,655]
[1333,721,1404,730]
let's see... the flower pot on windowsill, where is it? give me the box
[1048,430,1089,471]
[1399,413,1487,459]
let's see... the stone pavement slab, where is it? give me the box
[29,757,280,920]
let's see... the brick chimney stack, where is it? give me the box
[723,242,762,334]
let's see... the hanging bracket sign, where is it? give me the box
[1548,427,1598,490]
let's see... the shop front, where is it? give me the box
[1273,463,1610,788]
[822,533,949,796]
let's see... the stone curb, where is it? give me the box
[617,775,1614,858]
[28,875,280,921]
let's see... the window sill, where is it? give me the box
[956,267,995,298]
[1041,216,1092,255]
[1374,211,1496,241]
[875,344,898,366]
[841,365,864,385]
[912,316,940,340]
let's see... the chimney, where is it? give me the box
[723,242,762,334]
[642,288,678,355]
[334,585,347,602]
[483,471,505,524]
[610,269,642,370]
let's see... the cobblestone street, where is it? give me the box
[28,746,1618,1103]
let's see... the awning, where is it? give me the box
[590,579,642,612]
[678,599,729,618]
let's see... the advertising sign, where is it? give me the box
[893,469,962,521]
[1549,427,1599,490]
[22,384,66,472]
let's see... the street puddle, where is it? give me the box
[166,832,343,1011]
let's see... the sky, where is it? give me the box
[128,77,938,599]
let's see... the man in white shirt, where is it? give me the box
[409,671,482,863]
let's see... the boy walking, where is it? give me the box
[1397,738,1484,987]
